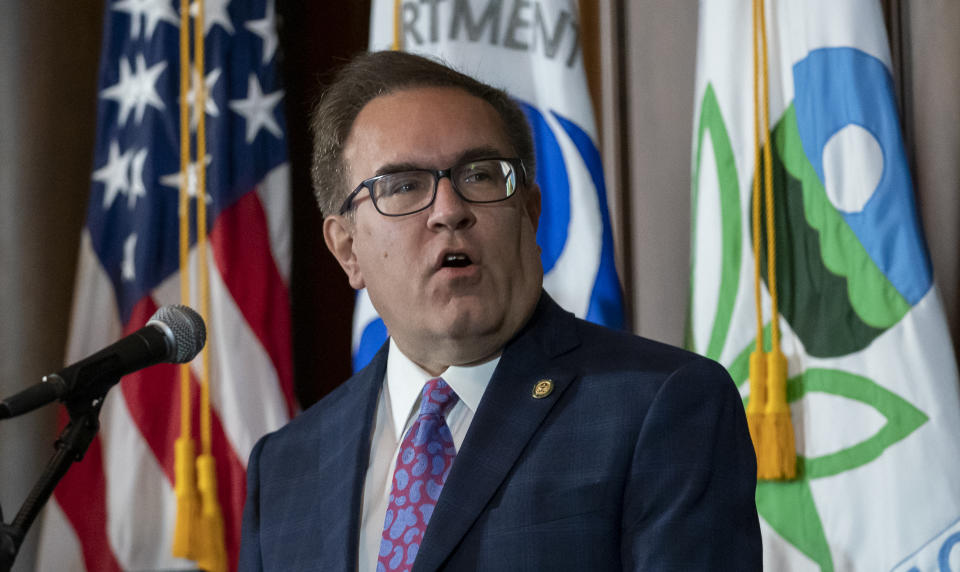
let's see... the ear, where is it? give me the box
[522,183,542,232]
[323,215,366,289]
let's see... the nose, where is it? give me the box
[427,177,475,231]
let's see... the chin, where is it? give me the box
[436,308,503,341]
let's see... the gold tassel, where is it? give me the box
[392,0,403,50]
[172,436,200,558]
[194,454,227,572]
[745,349,767,459]
[758,348,796,479]
[190,4,225,567]
[750,0,797,481]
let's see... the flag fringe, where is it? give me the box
[757,348,796,479]
[195,454,227,572]
[172,437,200,557]
[746,350,767,459]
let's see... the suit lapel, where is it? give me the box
[298,343,386,570]
[414,295,581,571]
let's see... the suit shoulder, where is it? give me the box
[571,317,725,377]
[255,363,380,455]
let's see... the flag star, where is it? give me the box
[101,54,168,125]
[229,74,283,143]
[159,155,214,203]
[245,0,279,64]
[122,233,138,282]
[93,141,133,209]
[186,67,222,130]
[127,149,149,209]
[112,0,179,40]
[191,0,234,35]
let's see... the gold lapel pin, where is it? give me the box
[532,379,554,399]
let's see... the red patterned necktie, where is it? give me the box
[378,377,459,572]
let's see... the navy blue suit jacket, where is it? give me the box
[239,294,761,570]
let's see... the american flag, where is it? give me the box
[35,0,295,569]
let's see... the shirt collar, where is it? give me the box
[385,337,499,438]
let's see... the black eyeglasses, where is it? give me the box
[338,157,526,216]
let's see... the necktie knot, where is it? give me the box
[419,377,457,418]
[410,378,458,450]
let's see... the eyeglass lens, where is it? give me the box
[372,159,517,215]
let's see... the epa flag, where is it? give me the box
[690,0,960,569]
[35,0,296,570]
[355,0,624,369]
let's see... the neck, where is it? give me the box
[393,339,503,377]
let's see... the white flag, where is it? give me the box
[690,0,960,569]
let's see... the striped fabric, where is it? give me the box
[34,1,294,570]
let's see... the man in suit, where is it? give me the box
[239,51,761,571]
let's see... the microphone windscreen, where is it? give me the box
[149,305,207,363]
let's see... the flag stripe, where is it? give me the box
[149,245,290,461]
[118,348,248,572]
[255,164,293,283]
[118,296,246,570]
[118,298,185,484]
[46,236,123,571]
[35,495,85,571]
[210,189,296,418]
[100,377,184,570]
[51,422,123,572]
[551,110,624,328]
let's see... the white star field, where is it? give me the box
[92,0,283,280]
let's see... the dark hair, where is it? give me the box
[310,50,536,217]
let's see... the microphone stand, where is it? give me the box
[0,383,112,572]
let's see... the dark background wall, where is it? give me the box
[1,2,103,570]
[276,1,371,407]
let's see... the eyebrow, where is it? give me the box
[372,146,507,177]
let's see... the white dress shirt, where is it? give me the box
[358,338,499,572]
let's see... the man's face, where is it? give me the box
[323,87,543,374]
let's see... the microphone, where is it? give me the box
[0,304,206,420]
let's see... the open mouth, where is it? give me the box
[441,253,473,268]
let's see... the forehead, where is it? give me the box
[343,87,514,180]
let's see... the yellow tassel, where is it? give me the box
[172,437,200,558]
[392,0,403,51]
[195,454,227,572]
[746,349,767,462]
[758,348,796,479]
